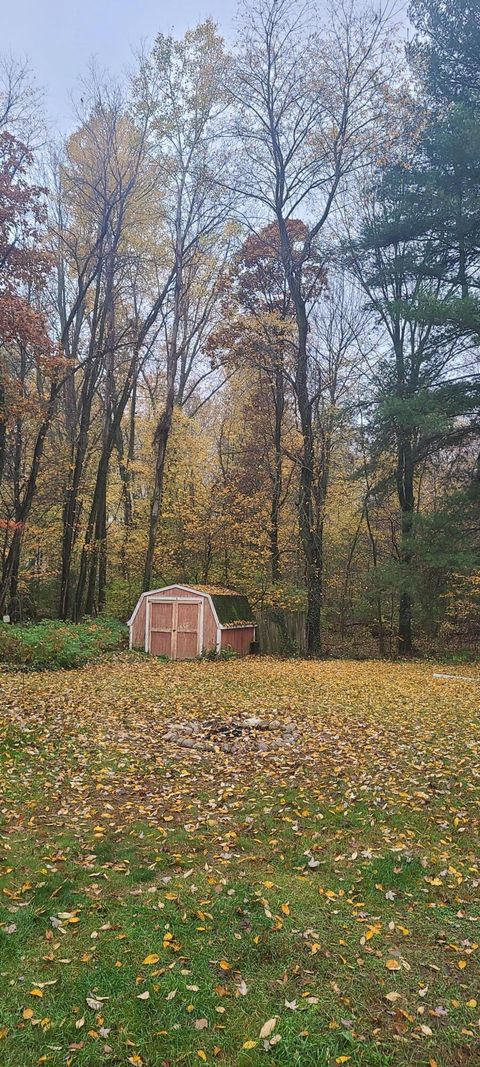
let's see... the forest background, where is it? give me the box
[1,0,479,657]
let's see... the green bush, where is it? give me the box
[200,646,238,661]
[0,617,127,671]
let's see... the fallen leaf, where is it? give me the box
[259,1017,277,1039]
[86,997,103,1011]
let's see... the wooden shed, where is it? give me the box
[128,584,256,660]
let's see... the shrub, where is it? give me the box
[0,617,127,671]
[201,646,238,661]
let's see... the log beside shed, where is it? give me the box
[127,584,255,660]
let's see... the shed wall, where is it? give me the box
[221,626,255,655]
[131,598,146,648]
[202,599,217,652]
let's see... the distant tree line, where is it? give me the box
[0,0,478,655]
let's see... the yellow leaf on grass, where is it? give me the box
[23,1008,34,1019]
[458,960,467,970]
[336,1058,351,1065]
[29,989,44,997]
[385,959,401,971]
[281,903,290,915]
[0,1028,8,1039]
[242,1040,257,1049]
[197,1052,207,1062]
[219,960,230,971]
[142,954,160,965]
[466,999,477,1008]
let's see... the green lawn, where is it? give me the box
[0,656,479,1066]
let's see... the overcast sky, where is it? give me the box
[3,0,236,131]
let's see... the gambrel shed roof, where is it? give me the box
[127,584,254,628]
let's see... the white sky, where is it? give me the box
[2,0,236,131]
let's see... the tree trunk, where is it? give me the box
[269,364,284,582]
[398,585,413,654]
[0,380,59,615]
[0,375,6,490]
[73,341,143,619]
[364,499,386,657]
[276,216,323,654]
[294,295,323,654]
[8,537,21,619]
[143,233,183,592]
[58,279,105,620]
[396,435,414,655]
[97,475,108,613]
[143,386,176,591]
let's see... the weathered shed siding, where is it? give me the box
[201,599,217,652]
[221,626,255,655]
[131,597,146,648]
[167,586,199,599]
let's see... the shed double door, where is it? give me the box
[148,598,201,660]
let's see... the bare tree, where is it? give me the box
[54,77,157,617]
[232,0,395,652]
[0,54,44,145]
[134,22,234,591]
